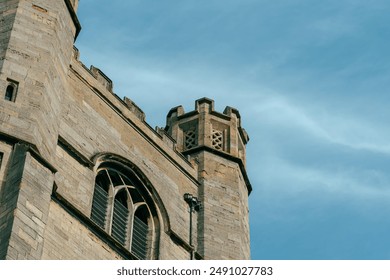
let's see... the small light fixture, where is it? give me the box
[184,193,202,212]
[184,193,201,260]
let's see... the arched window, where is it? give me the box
[90,164,158,259]
[4,81,18,102]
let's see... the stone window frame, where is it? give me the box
[4,79,18,102]
[90,164,158,260]
[180,120,199,151]
[211,129,224,151]
[184,128,197,150]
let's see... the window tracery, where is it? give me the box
[212,129,223,150]
[91,165,157,259]
[184,129,197,150]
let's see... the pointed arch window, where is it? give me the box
[90,165,157,260]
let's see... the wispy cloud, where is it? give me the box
[252,95,390,155]
[256,154,390,197]
[77,0,390,259]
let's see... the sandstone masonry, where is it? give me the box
[0,0,251,260]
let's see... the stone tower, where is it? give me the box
[0,1,251,260]
[166,98,251,259]
[0,0,80,159]
[0,0,80,259]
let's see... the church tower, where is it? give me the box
[0,0,80,158]
[0,0,80,259]
[166,98,251,259]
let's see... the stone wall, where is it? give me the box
[0,146,54,259]
[42,202,122,260]
[0,0,76,160]
[47,53,201,259]
[196,151,250,259]
[0,0,251,260]
[0,1,18,71]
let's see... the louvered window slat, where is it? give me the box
[131,216,148,259]
[113,204,129,220]
[111,200,129,245]
[91,184,108,229]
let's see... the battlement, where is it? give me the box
[0,0,251,261]
[90,66,113,92]
[165,98,249,166]
[73,47,114,92]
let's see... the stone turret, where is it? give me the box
[166,98,250,166]
[166,98,251,259]
[0,1,251,260]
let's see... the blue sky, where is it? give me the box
[75,0,390,259]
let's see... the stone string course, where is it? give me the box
[0,0,251,260]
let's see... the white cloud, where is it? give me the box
[252,95,390,155]
[258,155,390,198]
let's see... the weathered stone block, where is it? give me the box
[0,0,250,260]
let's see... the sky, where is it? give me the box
[74,0,390,260]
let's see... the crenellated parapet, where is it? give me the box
[0,1,251,261]
[165,97,249,166]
